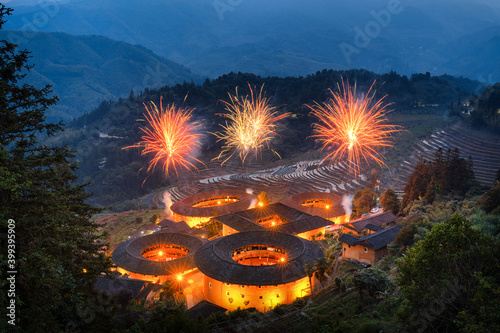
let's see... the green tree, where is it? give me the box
[126,299,208,332]
[424,178,437,204]
[455,272,500,333]
[396,214,500,332]
[0,6,111,331]
[353,267,393,300]
[304,262,316,294]
[314,257,329,282]
[477,181,500,214]
[402,157,431,209]
[352,188,377,218]
[379,188,399,214]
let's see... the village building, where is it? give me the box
[194,231,323,312]
[340,212,397,236]
[213,202,333,240]
[187,300,227,319]
[280,191,347,224]
[112,232,207,283]
[95,276,163,304]
[339,225,402,265]
[170,189,258,228]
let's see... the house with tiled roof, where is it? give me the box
[339,225,402,265]
[213,203,332,240]
[340,212,397,236]
[94,276,162,304]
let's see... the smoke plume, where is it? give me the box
[341,194,354,220]
[246,188,258,208]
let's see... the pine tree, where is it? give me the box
[0,5,111,331]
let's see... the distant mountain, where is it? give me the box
[4,0,500,81]
[0,30,201,122]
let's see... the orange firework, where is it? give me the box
[213,84,289,165]
[124,98,204,176]
[308,79,402,175]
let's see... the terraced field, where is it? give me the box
[146,159,369,207]
[388,123,500,191]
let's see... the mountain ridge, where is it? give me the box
[0,30,202,122]
[5,0,500,81]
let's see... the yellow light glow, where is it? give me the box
[82,268,87,273]
[177,275,183,281]
[325,205,330,209]
[280,257,285,262]
[258,202,264,207]
[159,251,163,256]
[218,201,221,205]
[271,222,275,226]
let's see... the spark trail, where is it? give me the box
[308,79,402,175]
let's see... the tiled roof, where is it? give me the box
[194,231,324,285]
[170,189,257,218]
[341,212,397,233]
[339,225,402,250]
[214,203,330,235]
[280,191,346,218]
[112,232,207,275]
[276,216,331,235]
[95,276,150,299]
[188,300,227,319]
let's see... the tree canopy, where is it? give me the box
[402,148,476,209]
[0,5,111,331]
[396,214,500,332]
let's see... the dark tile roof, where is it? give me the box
[95,276,150,299]
[188,300,227,319]
[338,233,359,246]
[276,216,331,235]
[214,203,330,236]
[365,223,383,232]
[234,203,312,221]
[280,191,346,218]
[341,212,397,233]
[339,225,402,250]
[158,219,190,233]
[112,232,207,276]
[194,231,324,286]
[170,189,257,218]
[215,215,266,232]
[136,282,158,299]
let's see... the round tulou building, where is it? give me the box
[194,231,324,312]
[112,232,207,283]
[280,191,347,224]
[170,189,258,228]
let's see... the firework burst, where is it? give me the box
[213,84,289,165]
[124,98,204,176]
[308,79,402,175]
